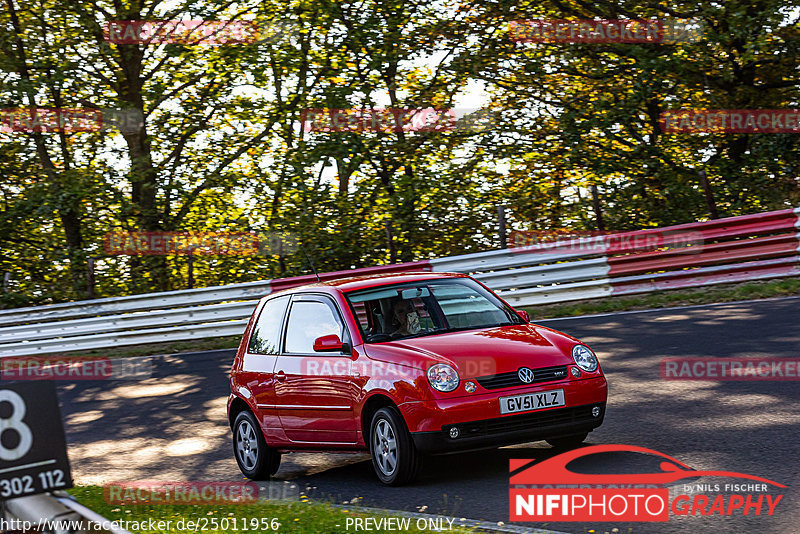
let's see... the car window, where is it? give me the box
[284,299,344,353]
[351,295,435,337]
[345,278,522,342]
[248,295,290,354]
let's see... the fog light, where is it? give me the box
[592,406,601,417]
[449,427,459,439]
[570,367,581,378]
[464,381,476,393]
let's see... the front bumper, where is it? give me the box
[403,376,607,453]
[411,401,605,453]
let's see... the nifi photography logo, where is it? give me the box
[509,444,785,522]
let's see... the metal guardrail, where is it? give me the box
[0,280,272,326]
[0,301,257,343]
[3,492,132,534]
[1,208,798,356]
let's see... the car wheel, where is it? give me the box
[546,432,589,450]
[369,407,420,486]
[233,411,281,479]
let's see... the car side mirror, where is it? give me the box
[517,310,530,322]
[313,334,348,353]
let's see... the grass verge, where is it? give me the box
[53,336,241,359]
[67,485,474,534]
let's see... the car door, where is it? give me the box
[274,294,358,444]
[240,294,290,440]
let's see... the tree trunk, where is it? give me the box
[117,37,168,289]
[384,220,397,263]
[698,170,719,219]
[591,184,606,231]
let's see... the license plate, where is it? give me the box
[499,389,565,414]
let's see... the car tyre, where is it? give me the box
[369,407,420,486]
[546,432,588,450]
[233,411,281,479]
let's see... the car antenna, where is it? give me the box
[301,245,322,283]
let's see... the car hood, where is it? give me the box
[363,323,580,378]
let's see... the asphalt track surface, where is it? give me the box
[55,296,800,534]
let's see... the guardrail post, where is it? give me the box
[497,205,507,248]
[187,250,195,289]
[87,258,96,300]
[590,185,605,231]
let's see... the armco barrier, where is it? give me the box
[1,209,798,356]
[3,491,132,534]
[0,261,430,356]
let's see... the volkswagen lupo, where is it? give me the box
[228,272,607,485]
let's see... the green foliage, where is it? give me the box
[1,0,799,306]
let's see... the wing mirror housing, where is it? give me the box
[517,309,530,322]
[313,334,350,353]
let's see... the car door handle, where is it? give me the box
[275,372,286,381]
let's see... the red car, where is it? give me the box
[228,272,607,485]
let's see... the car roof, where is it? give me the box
[280,271,470,295]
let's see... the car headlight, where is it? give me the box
[427,364,460,392]
[572,344,598,372]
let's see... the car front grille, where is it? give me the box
[475,365,569,390]
[444,403,604,438]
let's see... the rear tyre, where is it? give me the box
[546,432,588,450]
[233,411,281,479]
[369,407,420,486]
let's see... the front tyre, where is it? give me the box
[233,411,281,480]
[369,407,420,485]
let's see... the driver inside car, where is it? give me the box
[390,299,421,336]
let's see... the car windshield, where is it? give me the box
[345,278,524,343]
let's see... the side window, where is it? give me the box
[248,295,290,354]
[284,299,344,354]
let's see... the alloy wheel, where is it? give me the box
[372,418,398,476]
[236,419,259,470]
